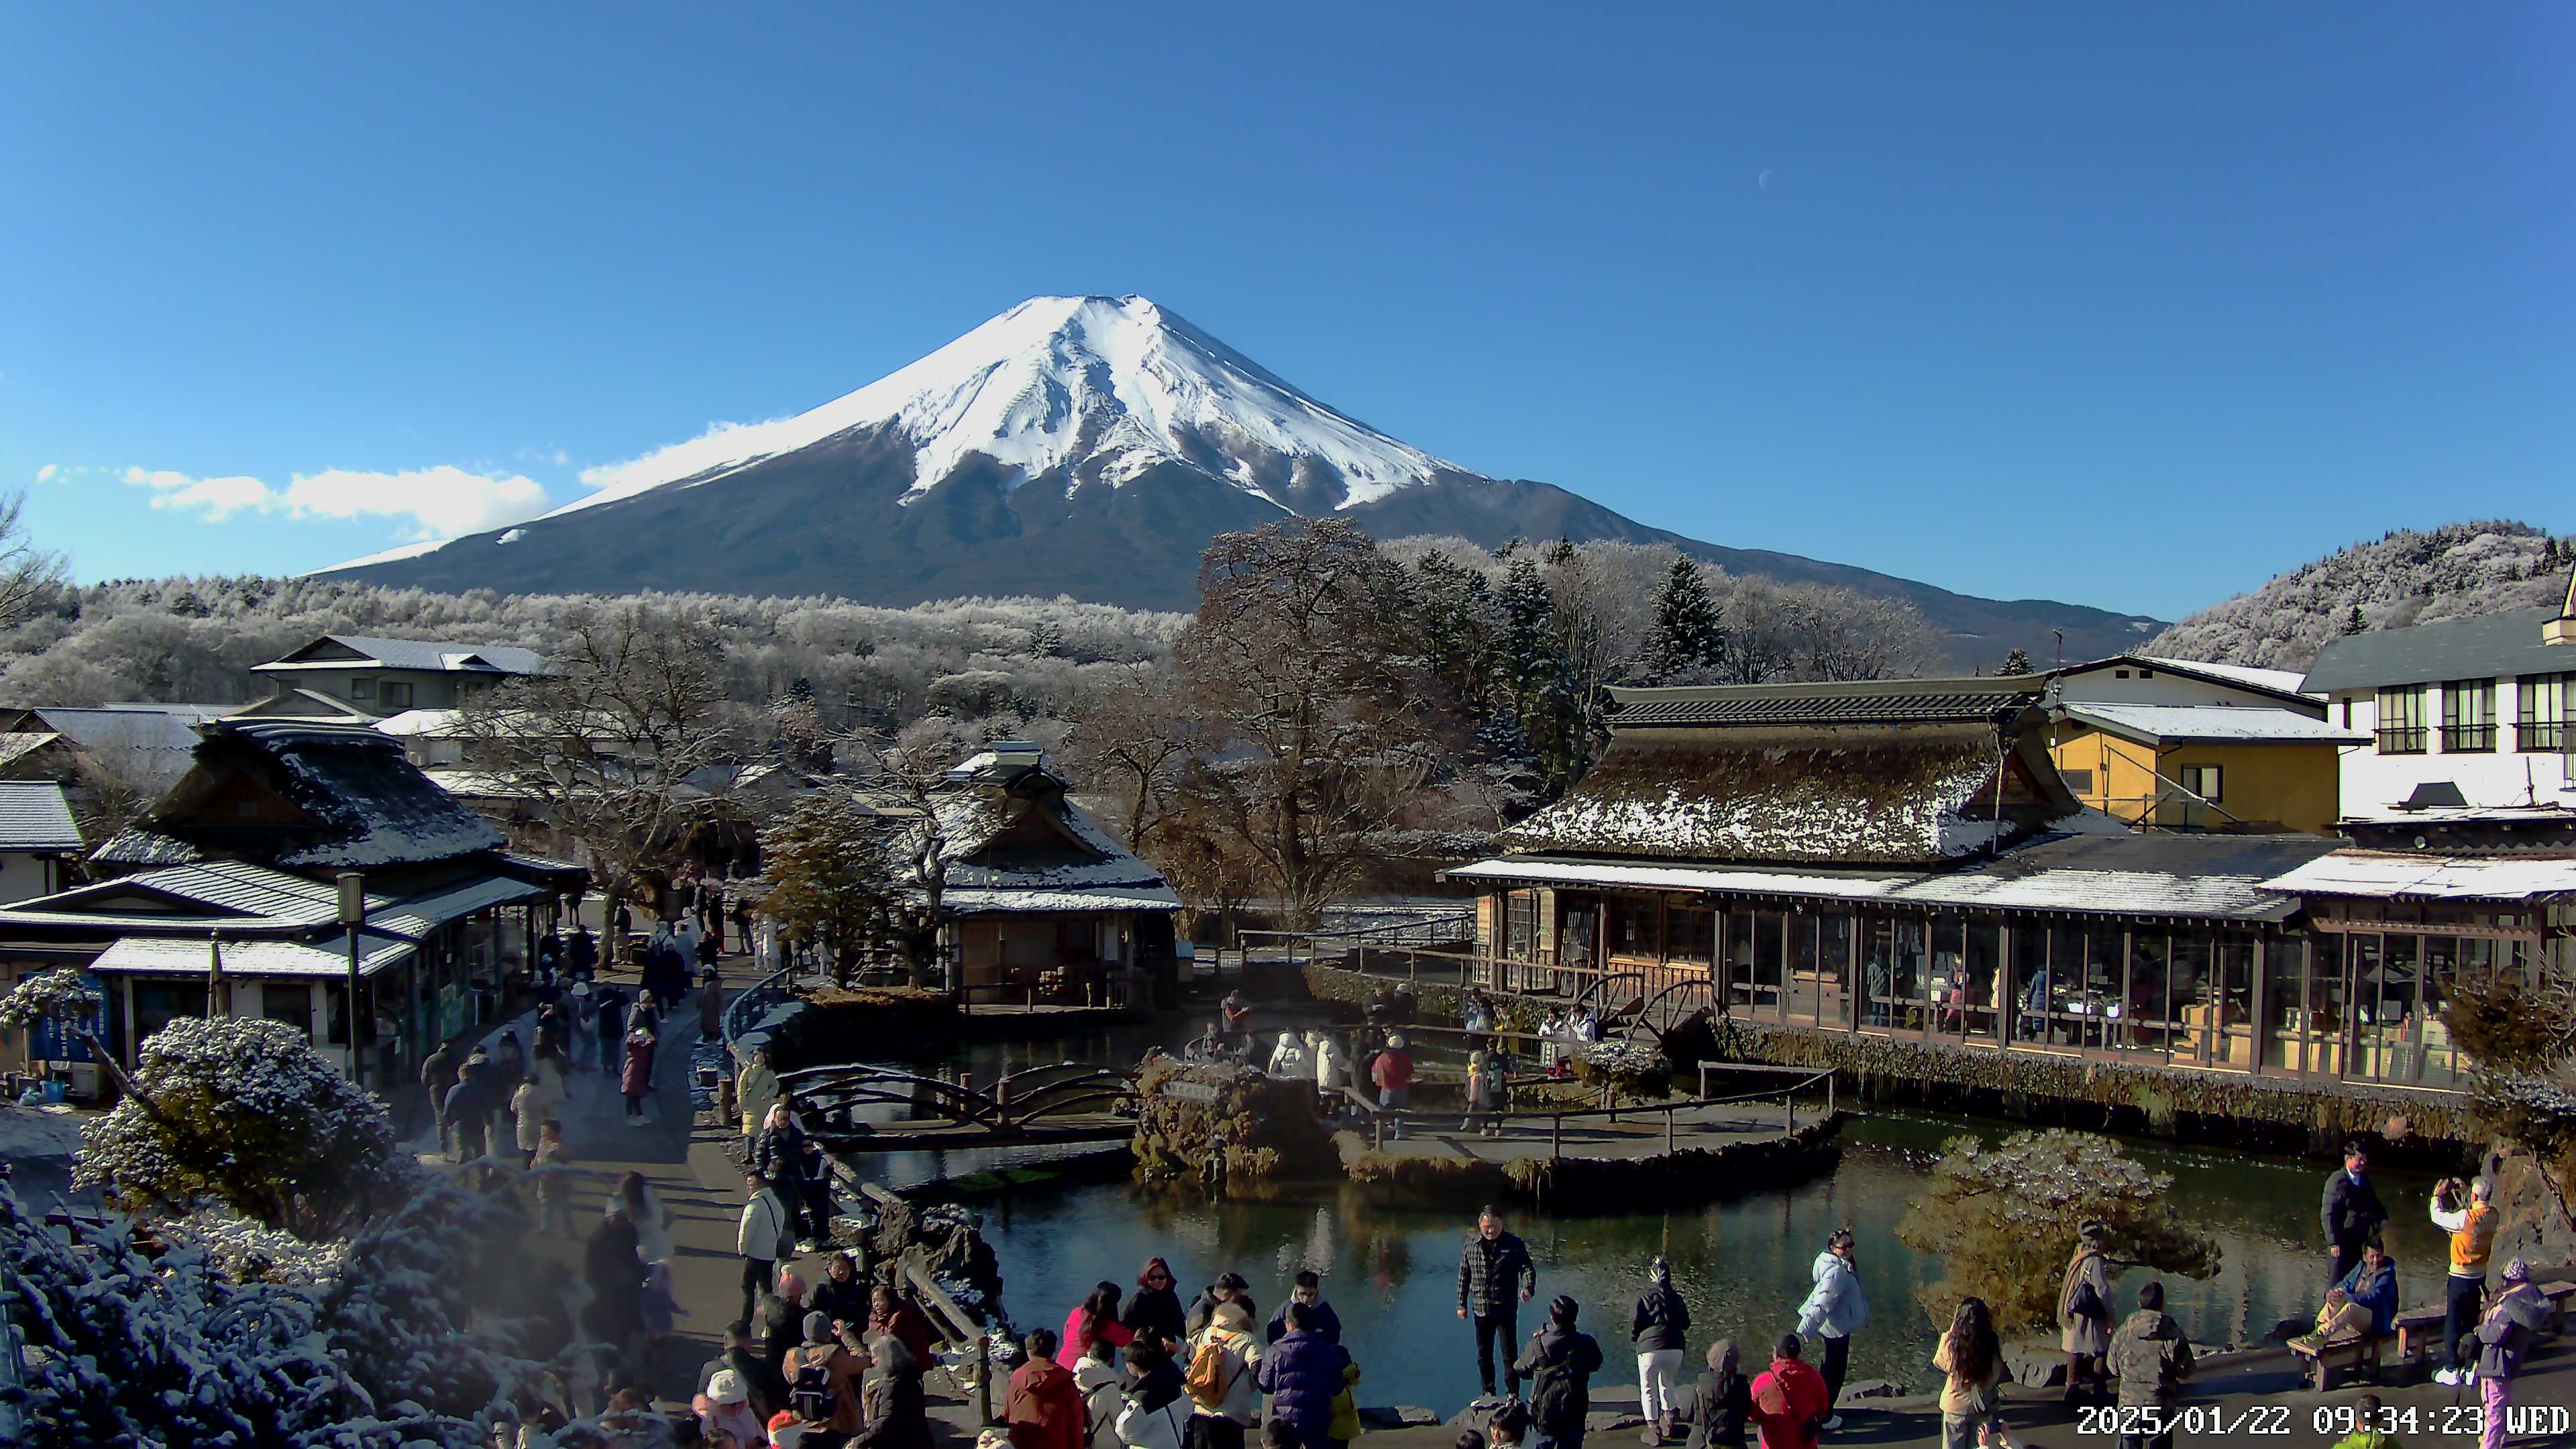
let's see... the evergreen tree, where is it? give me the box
[1409,550,1499,712]
[1493,554,1583,794]
[2340,604,2367,636]
[1998,647,2033,676]
[1635,557,1725,684]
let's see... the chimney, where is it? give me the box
[2546,559,2576,645]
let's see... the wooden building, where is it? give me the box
[1448,678,2575,1104]
[932,744,1180,1006]
[0,720,584,1091]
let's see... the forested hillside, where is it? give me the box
[2145,521,2573,672]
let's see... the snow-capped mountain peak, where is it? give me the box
[556,294,1457,519]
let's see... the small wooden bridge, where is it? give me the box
[777,1059,1141,1153]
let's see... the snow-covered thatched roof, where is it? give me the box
[925,745,1175,912]
[91,720,504,870]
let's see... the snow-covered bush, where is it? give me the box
[74,1016,407,1237]
[1895,1128,2221,1334]
[0,965,103,1031]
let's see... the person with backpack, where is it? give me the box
[1632,1258,1692,1444]
[783,1312,869,1444]
[1930,1298,2008,1449]
[2473,1258,2551,1449]
[2056,1220,2115,1407]
[1513,1295,1605,1449]
[739,1170,797,1325]
[1458,1205,1540,1399]
[1680,1339,1750,1449]
[1116,1340,1192,1449]
[1183,1299,1263,1449]
[2104,1283,2193,1449]
[1077,1330,1129,1449]
[700,1319,793,1426]
[1013,1328,1092,1449]
[1790,1229,1866,1433]
[1746,1336,1830,1449]
[1256,1301,1352,1449]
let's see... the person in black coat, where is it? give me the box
[699,1319,794,1423]
[570,925,600,979]
[1513,1296,1604,1446]
[2321,1140,2389,1291]
[1123,1256,1187,1346]
[584,1208,645,1346]
[1682,1338,1750,1449]
[1459,1207,1540,1399]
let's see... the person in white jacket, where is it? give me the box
[1114,1342,1188,1449]
[1075,1338,1125,1449]
[737,1170,796,1325]
[1313,1034,1350,1116]
[1792,1227,1870,1433]
[1267,1030,1311,1082]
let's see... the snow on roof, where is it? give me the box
[89,931,416,979]
[366,875,548,939]
[19,707,209,794]
[93,720,504,870]
[2135,656,2319,698]
[944,883,1183,914]
[1496,724,2068,867]
[0,780,82,853]
[1605,678,2043,729]
[926,751,1172,896]
[2057,703,2369,746]
[2260,851,2576,902]
[0,731,61,768]
[1,860,358,930]
[257,634,544,676]
[1454,833,2342,922]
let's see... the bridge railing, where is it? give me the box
[777,1058,1140,1138]
[1356,1062,1837,1159]
[721,963,800,1058]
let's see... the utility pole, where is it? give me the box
[338,871,367,1091]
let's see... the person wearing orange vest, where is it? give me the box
[2430,1175,2500,1387]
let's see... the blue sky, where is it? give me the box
[3,5,2567,619]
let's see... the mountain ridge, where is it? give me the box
[325,294,2165,662]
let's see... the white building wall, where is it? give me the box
[2330,679,2576,820]
[2055,665,2320,713]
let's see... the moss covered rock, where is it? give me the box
[1131,1056,1339,1183]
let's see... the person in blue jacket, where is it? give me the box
[2331,1240,2400,1339]
[1256,1301,1353,1449]
[1267,1271,1342,1346]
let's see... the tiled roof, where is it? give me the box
[0,781,82,852]
[1605,678,2043,728]
[88,931,416,979]
[2303,607,2575,692]
[260,634,545,676]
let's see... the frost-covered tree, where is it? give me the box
[1895,1129,2221,1333]
[1635,556,1726,684]
[1998,647,2033,676]
[74,1017,408,1236]
[0,967,144,1102]
[0,488,68,629]
[758,782,945,987]
[1493,552,1583,794]
[2340,604,2367,636]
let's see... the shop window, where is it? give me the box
[1607,896,1660,959]
[1667,906,1715,965]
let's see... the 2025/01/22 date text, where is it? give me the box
[2077,1405,2293,1437]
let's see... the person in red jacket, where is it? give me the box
[1747,1335,1831,1449]
[1009,1328,1088,1449]
[1372,1033,1416,1140]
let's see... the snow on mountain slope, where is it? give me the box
[557,294,1457,519]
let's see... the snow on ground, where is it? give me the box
[0,1103,84,1161]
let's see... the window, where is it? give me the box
[2178,764,2222,802]
[1503,892,1538,961]
[2519,672,2573,752]
[350,676,374,700]
[1607,896,1661,959]
[2341,697,2353,729]
[2114,669,2131,679]
[378,680,415,710]
[2441,679,2496,753]
[2061,767,2095,794]
[1667,906,1715,964]
[260,983,312,1041]
[2137,667,2155,678]
[2375,685,2428,753]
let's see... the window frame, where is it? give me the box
[2518,672,2572,753]
[2178,763,2223,802]
[2440,678,2496,753]
[2375,685,2428,754]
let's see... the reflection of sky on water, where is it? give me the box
[826,1028,2447,1408]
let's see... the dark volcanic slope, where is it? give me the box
[334,436,2160,663]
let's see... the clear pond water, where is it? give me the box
[838,1027,2450,1411]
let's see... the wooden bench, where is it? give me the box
[2288,1332,2383,1391]
[2380,1281,2575,1383]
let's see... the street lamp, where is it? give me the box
[337,871,366,1090]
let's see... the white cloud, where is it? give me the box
[123,464,550,540]
[34,464,56,483]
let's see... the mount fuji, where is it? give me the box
[325,294,2161,657]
